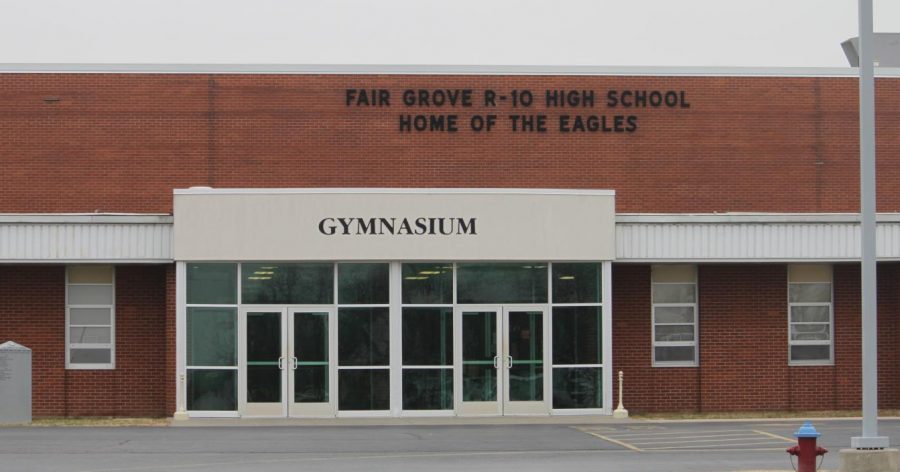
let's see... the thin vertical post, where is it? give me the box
[851,0,888,450]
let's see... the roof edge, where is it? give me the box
[2,63,900,77]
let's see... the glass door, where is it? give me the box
[455,307,502,416]
[239,308,287,417]
[503,306,549,415]
[288,308,336,417]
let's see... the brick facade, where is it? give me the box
[1,72,899,416]
[611,263,900,413]
[0,265,170,417]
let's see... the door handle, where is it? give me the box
[493,356,499,369]
[278,356,285,370]
[291,356,298,370]
[506,355,513,369]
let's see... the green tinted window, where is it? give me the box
[402,307,453,366]
[338,263,389,304]
[187,263,237,305]
[456,263,547,304]
[187,307,237,367]
[402,263,453,304]
[552,263,601,303]
[242,263,334,304]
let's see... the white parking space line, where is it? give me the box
[576,427,798,452]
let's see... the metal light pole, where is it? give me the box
[850,0,888,450]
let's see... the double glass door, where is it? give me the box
[455,306,549,415]
[239,307,335,417]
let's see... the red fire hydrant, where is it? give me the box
[786,421,827,472]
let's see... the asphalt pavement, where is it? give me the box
[2,418,899,472]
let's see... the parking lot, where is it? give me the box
[1,419,898,472]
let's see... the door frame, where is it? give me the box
[287,306,338,418]
[453,304,551,416]
[238,306,288,418]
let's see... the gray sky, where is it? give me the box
[2,0,899,67]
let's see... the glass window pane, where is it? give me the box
[654,306,694,324]
[70,308,111,325]
[247,365,281,403]
[70,327,111,344]
[791,345,830,362]
[402,369,453,410]
[552,306,601,365]
[552,263,601,304]
[462,310,497,402]
[338,263,389,304]
[791,306,830,323]
[338,369,390,411]
[789,283,831,303]
[187,263,237,305]
[187,369,237,411]
[654,346,695,363]
[508,310,543,402]
[402,263,453,304]
[242,263,333,304]
[67,285,113,305]
[553,367,602,409]
[294,312,328,363]
[338,307,389,366]
[652,284,695,303]
[456,263,548,304]
[791,324,830,341]
[70,348,111,364]
[247,312,281,362]
[655,325,695,342]
[402,308,453,366]
[187,307,236,367]
[68,265,113,284]
[295,365,328,403]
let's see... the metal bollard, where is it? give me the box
[786,421,828,472]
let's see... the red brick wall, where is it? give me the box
[1,74,899,215]
[0,264,170,417]
[612,262,900,413]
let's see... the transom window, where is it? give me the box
[788,265,833,364]
[651,265,698,367]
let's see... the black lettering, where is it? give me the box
[559,115,571,132]
[665,91,678,107]
[457,218,477,235]
[634,90,646,108]
[614,115,625,132]
[680,91,690,108]
[428,218,437,235]
[398,218,412,235]
[319,218,336,235]
[338,218,353,235]
[606,90,619,108]
[399,114,412,132]
[626,115,638,132]
[621,90,632,108]
[484,90,497,107]
[379,90,390,106]
[415,218,428,235]
[402,90,415,106]
[345,89,356,107]
[586,115,599,132]
[357,218,376,235]
[378,218,395,235]
[546,90,560,107]
[649,91,662,107]
[438,218,453,235]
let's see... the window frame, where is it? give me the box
[651,265,698,368]
[788,265,834,366]
[65,265,116,370]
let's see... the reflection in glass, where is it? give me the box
[462,311,497,402]
[402,369,453,410]
[338,263,389,304]
[187,307,236,367]
[552,306,601,365]
[187,263,237,305]
[652,284,695,303]
[552,263,601,303]
[242,263,333,304]
[295,366,328,403]
[338,308,389,366]
[402,308,452,366]
[456,263,547,304]
[402,263,453,304]
[338,369,390,410]
[187,369,237,411]
[247,312,281,403]
[552,367,602,409]
[508,310,543,402]
[654,346,695,362]
[791,345,830,361]
[789,283,831,303]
